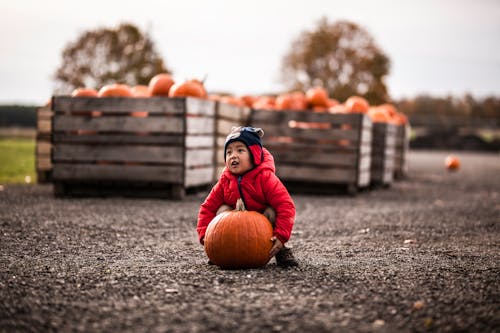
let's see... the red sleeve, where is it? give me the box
[262,171,295,244]
[197,179,225,244]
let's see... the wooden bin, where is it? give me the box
[36,104,53,183]
[394,124,410,179]
[370,122,397,186]
[213,102,251,180]
[51,96,216,199]
[250,109,372,194]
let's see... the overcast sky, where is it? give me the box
[1,0,499,105]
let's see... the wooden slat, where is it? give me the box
[358,170,370,187]
[217,118,246,136]
[215,149,226,165]
[52,96,184,114]
[185,98,216,117]
[359,155,371,170]
[370,123,396,185]
[36,142,52,154]
[53,96,215,116]
[261,125,362,142]
[37,120,52,133]
[393,125,409,178]
[185,148,214,168]
[38,105,53,115]
[52,164,183,183]
[359,142,372,155]
[53,144,183,164]
[186,117,214,135]
[37,158,52,170]
[277,165,358,183]
[265,141,360,153]
[53,133,185,145]
[217,102,250,121]
[185,135,213,148]
[372,156,395,167]
[53,115,185,133]
[251,109,366,127]
[185,166,214,187]
[270,149,361,168]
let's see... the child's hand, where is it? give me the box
[269,236,283,258]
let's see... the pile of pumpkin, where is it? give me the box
[211,87,408,126]
[70,73,408,126]
[71,73,207,100]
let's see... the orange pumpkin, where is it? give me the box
[188,79,208,98]
[327,98,339,108]
[168,80,206,98]
[71,88,101,117]
[129,85,150,117]
[220,95,245,107]
[378,103,397,118]
[252,96,276,110]
[305,87,329,108]
[367,106,391,123]
[345,96,370,114]
[71,88,98,97]
[328,104,348,114]
[275,93,294,110]
[98,84,132,97]
[204,199,273,269]
[148,73,175,96]
[445,155,460,171]
[392,112,409,126]
[290,91,308,110]
[131,85,151,97]
[240,95,256,108]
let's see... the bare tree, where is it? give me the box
[281,18,390,104]
[54,22,169,93]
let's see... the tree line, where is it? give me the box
[1,94,498,129]
[0,105,37,127]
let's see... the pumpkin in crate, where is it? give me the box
[204,199,273,269]
[169,79,207,98]
[345,96,370,114]
[71,87,101,117]
[98,83,133,97]
[148,73,175,96]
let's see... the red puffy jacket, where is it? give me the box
[197,148,295,245]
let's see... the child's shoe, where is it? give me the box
[275,246,298,267]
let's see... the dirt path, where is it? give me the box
[1,151,499,332]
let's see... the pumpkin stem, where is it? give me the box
[235,198,246,211]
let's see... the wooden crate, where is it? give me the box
[370,123,397,186]
[213,102,251,180]
[51,96,216,199]
[250,109,372,194]
[394,124,410,179]
[36,104,53,183]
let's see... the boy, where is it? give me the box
[197,126,298,267]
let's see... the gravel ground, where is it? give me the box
[1,150,499,333]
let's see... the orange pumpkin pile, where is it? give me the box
[68,77,410,127]
[70,72,209,101]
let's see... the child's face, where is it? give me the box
[225,141,253,175]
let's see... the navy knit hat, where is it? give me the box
[224,126,264,165]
